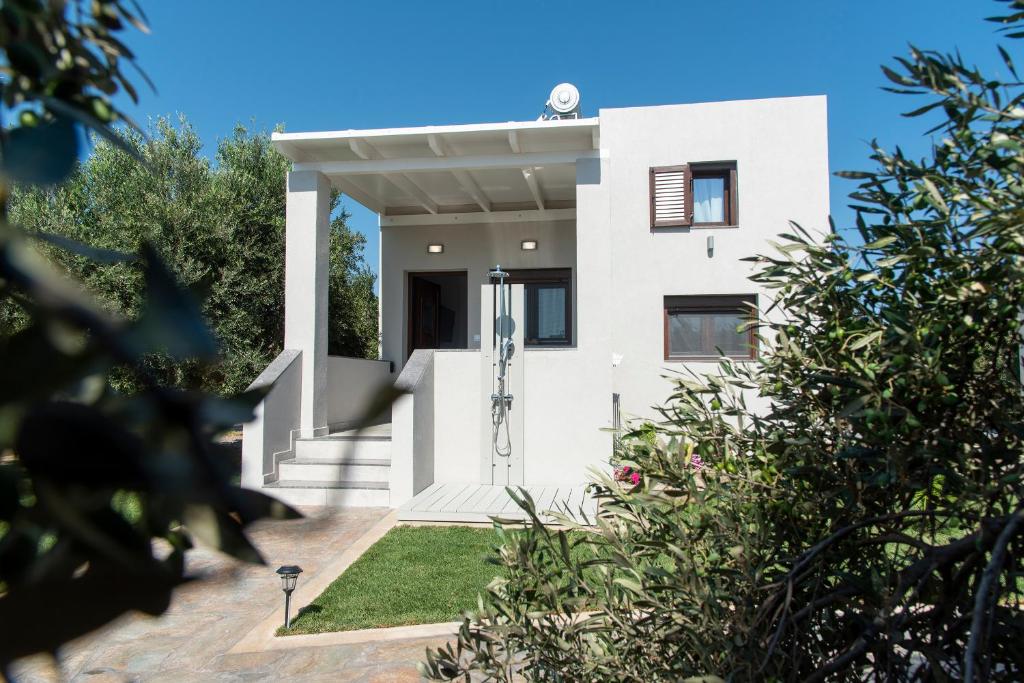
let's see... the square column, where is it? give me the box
[284,170,331,437]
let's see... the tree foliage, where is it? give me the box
[0,1,306,670]
[2,117,379,396]
[424,4,1024,681]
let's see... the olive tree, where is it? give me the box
[4,117,379,396]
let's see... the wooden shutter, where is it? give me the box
[650,165,692,228]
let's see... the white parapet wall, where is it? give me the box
[325,356,396,430]
[241,349,302,488]
[389,349,436,505]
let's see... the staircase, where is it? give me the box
[264,423,391,507]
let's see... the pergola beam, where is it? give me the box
[521,167,545,210]
[384,173,438,214]
[332,175,385,214]
[428,134,491,212]
[452,170,491,212]
[508,130,521,153]
[350,137,438,214]
[381,208,575,227]
[292,149,598,176]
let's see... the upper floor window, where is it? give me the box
[650,162,737,228]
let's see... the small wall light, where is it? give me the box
[521,240,538,251]
[276,565,303,630]
[706,235,714,258]
[427,244,444,254]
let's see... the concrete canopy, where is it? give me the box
[271,118,599,219]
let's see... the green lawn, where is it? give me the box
[281,525,506,635]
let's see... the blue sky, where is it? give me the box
[116,1,1010,282]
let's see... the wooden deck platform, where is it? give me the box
[397,483,597,524]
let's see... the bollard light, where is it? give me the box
[276,565,303,630]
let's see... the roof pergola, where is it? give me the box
[272,118,599,225]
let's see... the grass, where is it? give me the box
[281,525,508,635]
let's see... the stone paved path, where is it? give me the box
[11,507,443,682]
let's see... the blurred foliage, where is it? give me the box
[424,3,1024,681]
[0,0,304,671]
[2,116,379,396]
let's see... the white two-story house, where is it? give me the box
[241,91,829,521]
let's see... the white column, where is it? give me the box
[284,170,331,437]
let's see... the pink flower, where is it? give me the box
[630,472,640,485]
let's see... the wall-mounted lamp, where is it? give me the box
[427,244,444,254]
[706,235,714,258]
[520,240,538,251]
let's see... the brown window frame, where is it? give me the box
[650,162,738,229]
[663,294,757,362]
[507,268,573,347]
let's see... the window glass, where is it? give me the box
[709,312,748,356]
[534,286,566,340]
[667,313,702,356]
[693,176,725,223]
[507,269,573,346]
[665,296,755,360]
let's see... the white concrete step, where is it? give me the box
[263,480,390,507]
[278,457,390,483]
[294,424,392,462]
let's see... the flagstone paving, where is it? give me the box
[11,507,443,682]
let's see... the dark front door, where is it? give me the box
[409,276,441,356]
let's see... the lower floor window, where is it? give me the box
[508,269,572,346]
[664,295,756,360]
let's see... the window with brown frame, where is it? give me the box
[650,162,738,228]
[507,268,572,347]
[663,294,756,361]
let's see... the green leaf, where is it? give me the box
[0,116,79,186]
[30,231,134,265]
[182,504,263,564]
[125,243,218,361]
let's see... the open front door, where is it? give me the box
[408,271,469,361]
[409,277,441,357]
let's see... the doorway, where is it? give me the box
[407,271,468,359]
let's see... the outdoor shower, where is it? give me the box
[489,265,514,458]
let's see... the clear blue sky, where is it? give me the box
[115,1,1010,282]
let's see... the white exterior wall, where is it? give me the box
[600,96,830,422]
[325,356,395,429]
[432,351,481,484]
[379,219,576,371]
[310,95,832,499]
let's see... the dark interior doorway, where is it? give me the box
[408,271,468,359]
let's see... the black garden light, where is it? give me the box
[276,565,303,629]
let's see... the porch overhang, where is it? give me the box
[271,118,599,220]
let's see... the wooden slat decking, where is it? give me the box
[398,483,597,524]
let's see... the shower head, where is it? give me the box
[488,265,509,280]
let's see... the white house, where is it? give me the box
[241,91,830,522]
